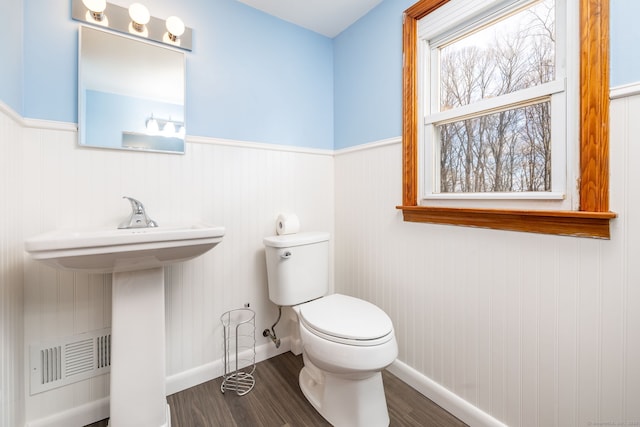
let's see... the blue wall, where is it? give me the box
[332,0,414,149]
[2,0,639,150]
[610,0,640,88]
[21,0,334,150]
[0,0,23,114]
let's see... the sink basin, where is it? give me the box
[24,223,225,273]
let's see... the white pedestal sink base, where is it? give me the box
[109,267,170,427]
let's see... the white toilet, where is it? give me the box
[263,232,398,427]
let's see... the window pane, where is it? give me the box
[438,101,551,193]
[440,0,555,110]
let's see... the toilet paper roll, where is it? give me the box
[276,213,300,235]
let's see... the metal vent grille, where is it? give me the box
[65,338,94,377]
[97,334,111,369]
[41,346,62,384]
[30,328,112,395]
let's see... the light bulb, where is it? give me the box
[163,121,176,135]
[146,117,159,134]
[166,16,185,41]
[82,0,107,21]
[129,3,150,32]
[82,0,106,12]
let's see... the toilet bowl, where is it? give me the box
[263,232,398,427]
[295,294,397,375]
[295,294,398,426]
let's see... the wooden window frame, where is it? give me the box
[398,0,616,239]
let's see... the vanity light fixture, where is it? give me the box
[82,0,107,22]
[72,0,192,50]
[128,3,150,33]
[165,16,185,42]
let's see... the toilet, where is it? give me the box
[263,232,398,427]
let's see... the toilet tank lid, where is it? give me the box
[263,231,330,248]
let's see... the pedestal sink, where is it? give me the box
[25,223,225,427]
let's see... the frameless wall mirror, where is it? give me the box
[78,25,186,154]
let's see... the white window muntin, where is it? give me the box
[424,80,565,126]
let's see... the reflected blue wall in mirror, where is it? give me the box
[84,90,184,151]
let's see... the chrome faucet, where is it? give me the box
[118,196,158,229]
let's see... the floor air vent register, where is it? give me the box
[29,328,112,395]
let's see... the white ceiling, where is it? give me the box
[235,0,384,38]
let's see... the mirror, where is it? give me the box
[79,26,186,154]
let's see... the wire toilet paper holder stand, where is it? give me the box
[220,308,256,395]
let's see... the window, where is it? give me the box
[422,0,569,207]
[399,0,615,238]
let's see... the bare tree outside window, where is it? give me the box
[437,0,555,193]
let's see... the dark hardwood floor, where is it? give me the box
[86,352,467,426]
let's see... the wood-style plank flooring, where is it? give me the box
[86,352,467,426]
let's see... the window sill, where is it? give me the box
[396,205,617,239]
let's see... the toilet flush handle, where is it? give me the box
[280,251,292,259]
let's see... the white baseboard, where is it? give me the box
[166,338,291,395]
[25,397,110,427]
[386,359,507,427]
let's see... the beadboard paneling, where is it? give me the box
[19,128,333,424]
[334,93,640,426]
[0,106,25,427]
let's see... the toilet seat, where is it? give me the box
[298,294,394,346]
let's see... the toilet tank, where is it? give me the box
[263,232,330,306]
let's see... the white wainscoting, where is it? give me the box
[11,111,334,426]
[0,103,25,427]
[334,92,640,426]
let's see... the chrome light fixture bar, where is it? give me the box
[72,0,192,51]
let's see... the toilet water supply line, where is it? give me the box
[263,306,282,348]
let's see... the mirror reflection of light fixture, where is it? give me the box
[165,16,185,42]
[128,3,150,33]
[145,115,185,139]
[82,0,107,22]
